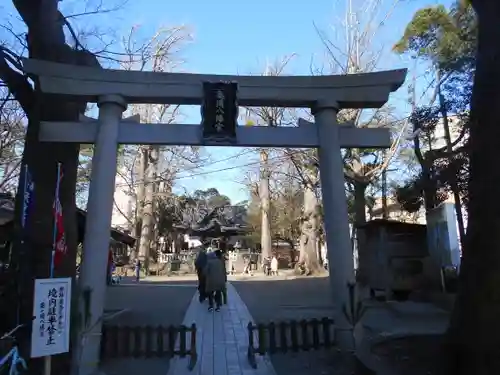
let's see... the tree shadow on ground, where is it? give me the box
[232,276,334,322]
[371,334,443,375]
[104,279,196,326]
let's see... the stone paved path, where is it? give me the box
[166,283,277,375]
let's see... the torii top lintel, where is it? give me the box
[22,59,407,109]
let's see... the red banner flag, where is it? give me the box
[53,166,67,269]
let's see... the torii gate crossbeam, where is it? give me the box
[39,118,390,148]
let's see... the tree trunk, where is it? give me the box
[381,151,388,219]
[317,238,323,265]
[298,230,307,264]
[138,147,155,274]
[0,2,101,374]
[12,101,80,375]
[150,146,160,263]
[353,181,367,226]
[126,196,134,232]
[133,147,147,260]
[353,181,368,259]
[444,2,500,374]
[260,150,272,259]
[422,167,438,210]
[301,183,321,274]
[437,83,467,247]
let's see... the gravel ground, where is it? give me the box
[371,335,443,375]
[233,277,443,375]
[100,279,197,375]
[232,276,375,375]
[98,276,441,375]
[232,276,334,322]
[104,279,197,325]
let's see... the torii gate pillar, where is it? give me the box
[77,95,127,373]
[314,100,355,347]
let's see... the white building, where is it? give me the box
[368,196,426,224]
[111,166,135,231]
[368,114,467,223]
[428,115,465,151]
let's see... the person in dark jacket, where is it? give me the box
[204,250,227,312]
[134,258,141,282]
[106,248,114,285]
[195,247,209,302]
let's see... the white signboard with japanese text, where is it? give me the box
[30,278,72,358]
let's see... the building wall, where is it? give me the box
[369,197,427,224]
[369,194,466,227]
[369,193,466,259]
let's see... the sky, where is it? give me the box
[146,0,452,204]
[2,0,454,204]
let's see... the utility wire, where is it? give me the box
[111,113,418,189]
[103,148,255,189]
[114,152,295,188]
[167,148,256,175]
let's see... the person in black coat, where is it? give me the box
[135,258,141,282]
[195,247,209,302]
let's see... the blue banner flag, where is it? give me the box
[21,164,35,229]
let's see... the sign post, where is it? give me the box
[31,162,68,375]
[201,81,238,144]
[30,278,72,360]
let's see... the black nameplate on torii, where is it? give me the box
[201,81,238,144]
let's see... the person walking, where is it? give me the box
[106,248,114,286]
[262,256,271,276]
[242,256,250,274]
[204,249,227,312]
[135,258,141,282]
[195,246,209,302]
[270,254,278,276]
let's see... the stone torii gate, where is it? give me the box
[23,58,406,375]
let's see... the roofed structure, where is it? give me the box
[0,198,135,247]
[176,205,249,238]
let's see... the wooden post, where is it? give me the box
[179,325,187,357]
[279,322,288,353]
[145,326,152,358]
[311,319,320,350]
[123,326,131,357]
[168,325,176,357]
[133,326,141,357]
[156,326,164,357]
[321,318,332,348]
[257,324,267,355]
[268,323,276,354]
[300,320,309,351]
[247,323,257,369]
[188,324,197,371]
[290,320,299,352]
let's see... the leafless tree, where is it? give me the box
[311,0,409,252]
[243,56,319,267]
[0,1,189,373]
[110,24,201,271]
[0,92,25,191]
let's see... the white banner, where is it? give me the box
[31,278,72,358]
